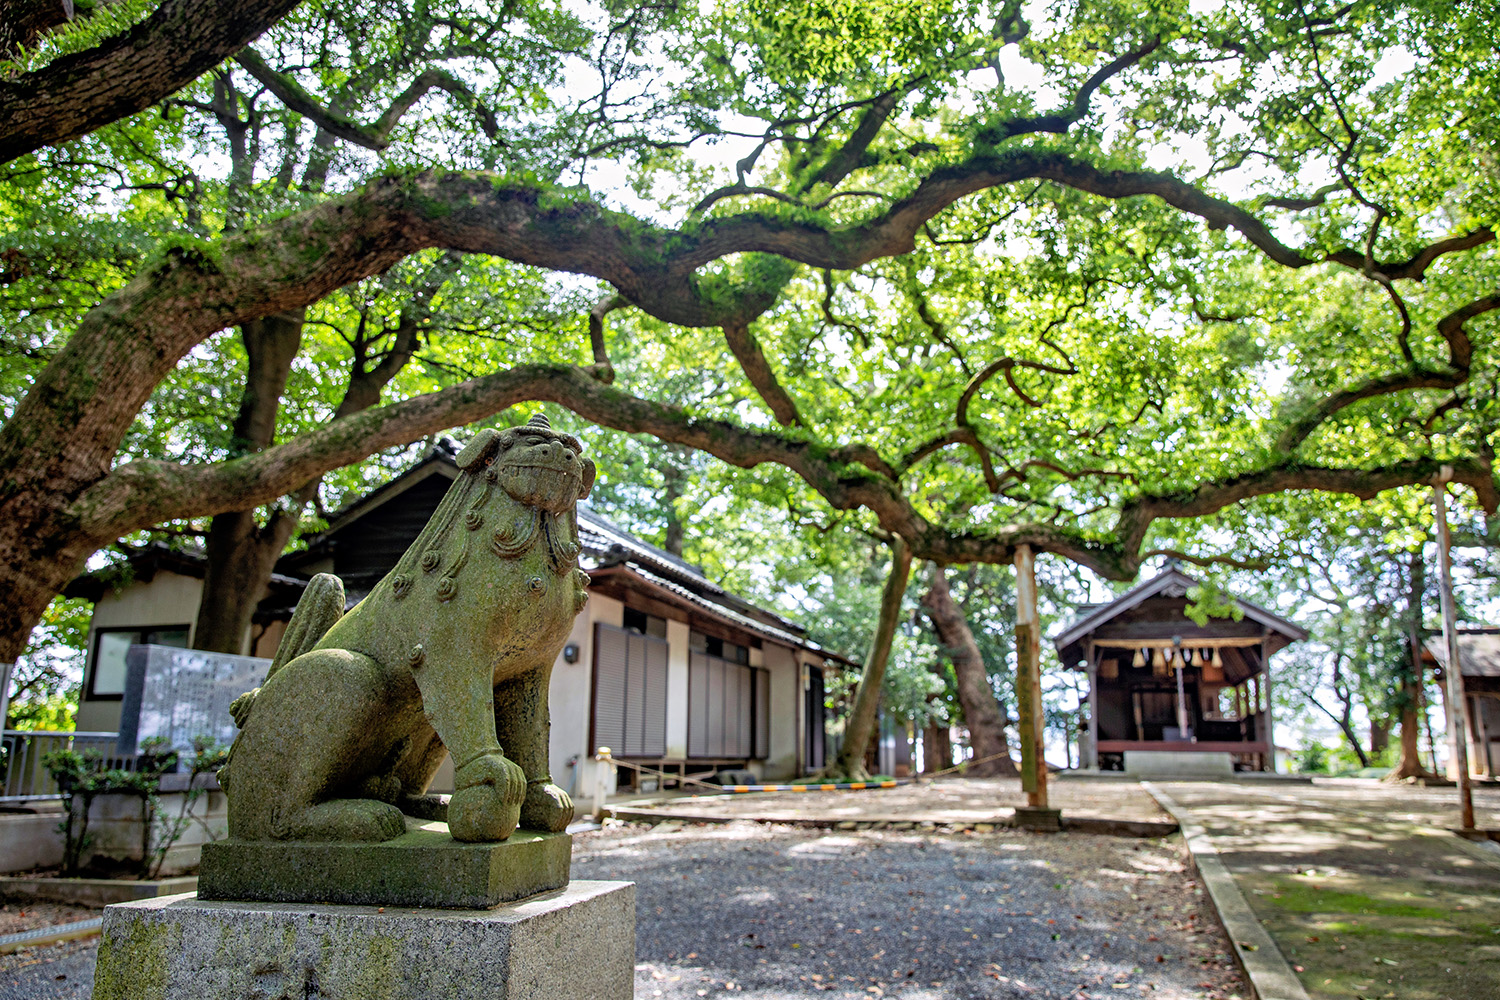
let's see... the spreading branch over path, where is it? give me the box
[0,0,305,163]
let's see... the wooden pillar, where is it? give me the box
[1433,477,1476,829]
[1261,633,1276,773]
[1086,652,1100,770]
[1471,695,1492,779]
[1014,544,1046,808]
[1173,661,1189,737]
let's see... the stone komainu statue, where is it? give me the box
[218,415,595,843]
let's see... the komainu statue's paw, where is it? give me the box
[292,799,406,842]
[520,781,573,832]
[448,753,525,842]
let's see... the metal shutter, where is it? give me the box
[707,657,725,756]
[624,633,647,754]
[734,666,753,757]
[594,624,670,756]
[592,624,629,753]
[805,666,826,770]
[641,633,668,756]
[688,652,709,757]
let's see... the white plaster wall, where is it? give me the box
[762,642,801,780]
[561,594,624,810]
[77,571,205,733]
[664,619,690,759]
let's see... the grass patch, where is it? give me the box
[1239,872,1500,999]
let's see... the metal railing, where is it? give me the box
[0,730,125,802]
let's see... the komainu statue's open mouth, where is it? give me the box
[497,459,584,513]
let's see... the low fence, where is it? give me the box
[0,730,127,802]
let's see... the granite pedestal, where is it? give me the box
[92,880,635,1000]
[198,819,570,908]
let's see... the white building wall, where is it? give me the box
[561,594,623,811]
[762,642,801,780]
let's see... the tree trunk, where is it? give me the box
[192,312,305,653]
[821,536,911,783]
[1369,717,1391,758]
[662,458,685,557]
[919,563,1017,776]
[191,257,445,653]
[1386,549,1433,781]
[923,718,952,773]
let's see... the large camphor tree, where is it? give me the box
[1,0,1497,768]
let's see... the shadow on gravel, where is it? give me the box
[575,821,1246,1000]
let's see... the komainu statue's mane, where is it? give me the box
[387,418,581,604]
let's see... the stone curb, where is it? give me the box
[0,916,103,954]
[1430,826,1500,873]
[606,806,1177,838]
[0,875,198,908]
[1140,782,1311,1000]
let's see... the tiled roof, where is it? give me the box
[1424,631,1500,678]
[577,504,851,662]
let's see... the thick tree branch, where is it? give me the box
[0,0,305,163]
[235,49,496,151]
[1116,459,1500,563]
[722,322,802,426]
[1274,294,1498,453]
[6,161,1494,560]
[587,293,625,381]
[977,37,1161,141]
[68,365,1499,586]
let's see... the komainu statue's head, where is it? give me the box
[456,413,595,513]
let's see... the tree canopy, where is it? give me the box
[1,0,1497,676]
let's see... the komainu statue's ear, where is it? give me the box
[455,429,502,470]
[578,458,596,499]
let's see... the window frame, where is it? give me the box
[85,625,191,701]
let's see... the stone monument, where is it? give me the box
[93,416,636,1000]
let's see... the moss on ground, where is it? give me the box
[1241,871,1500,1000]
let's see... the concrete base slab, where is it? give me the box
[0,874,196,907]
[93,881,635,1000]
[1124,750,1233,777]
[199,819,569,908]
[1014,806,1062,832]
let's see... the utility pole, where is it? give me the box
[1014,544,1058,829]
[1433,474,1476,831]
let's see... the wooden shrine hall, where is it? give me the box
[1052,568,1307,775]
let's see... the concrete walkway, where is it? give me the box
[1148,778,1500,1000]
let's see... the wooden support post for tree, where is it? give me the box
[824,535,912,783]
[1014,544,1046,809]
[1433,476,1476,831]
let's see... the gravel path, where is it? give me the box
[0,937,94,1000]
[575,821,1245,999]
[0,821,1247,999]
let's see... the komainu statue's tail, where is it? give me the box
[228,573,346,729]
